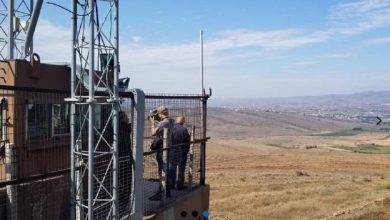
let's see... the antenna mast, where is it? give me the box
[200,29,204,95]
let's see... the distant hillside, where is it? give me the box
[211,91,390,108]
[208,107,357,140]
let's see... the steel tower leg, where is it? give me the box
[112,1,119,218]
[70,1,122,219]
[70,1,77,219]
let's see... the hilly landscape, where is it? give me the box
[206,91,390,220]
[212,91,390,108]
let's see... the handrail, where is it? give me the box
[0,84,135,98]
[143,137,210,156]
[0,84,70,94]
[145,94,209,100]
[0,168,70,188]
[0,155,133,188]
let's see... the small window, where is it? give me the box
[52,104,70,136]
[26,103,70,141]
[27,103,51,139]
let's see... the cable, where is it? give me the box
[46,1,92,16]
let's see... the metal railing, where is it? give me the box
[143,93,209,216]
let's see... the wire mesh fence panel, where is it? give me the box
[75,94,136,219]
[118,96,134,218]
[118,155,133,216]
[16,173,70,220]
[143,94,207,215]
[144,94,204,147]
[143,151,164,215]
[0,85,71,219]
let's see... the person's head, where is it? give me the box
[157,106,168,120]
[176,116,185,125]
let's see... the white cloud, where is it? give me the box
[212,29,301,50]
[33,19,71,63]
[328,0,390,35]
[30,0,390,97]
[132,36,142,43]
[207,29,334,51]
[326,53,356,59]
[364,36,390,45]
[292,61,319,67]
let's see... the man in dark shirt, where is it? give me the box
[171,116,191,190]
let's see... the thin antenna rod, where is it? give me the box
[200,29,204,95]
[8,0,14,59]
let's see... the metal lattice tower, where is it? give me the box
[0,0,33,59]
[68,0,120,219]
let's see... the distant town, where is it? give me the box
[211,90,390,126]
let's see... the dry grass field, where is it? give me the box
[206,108,390,220]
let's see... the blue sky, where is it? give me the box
[34,0,390,98]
